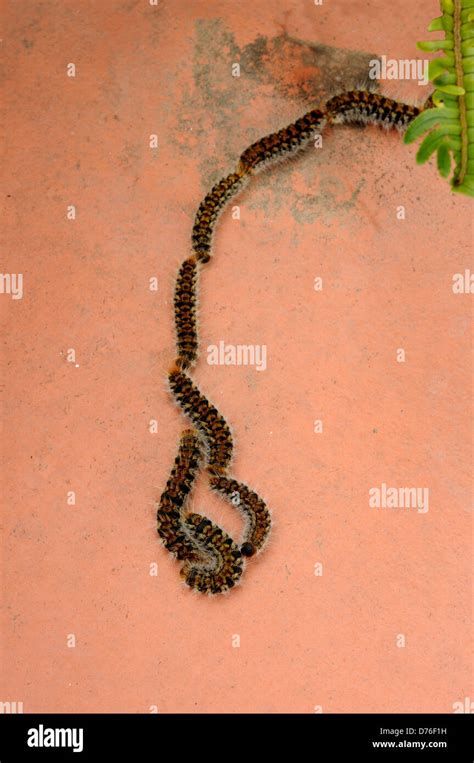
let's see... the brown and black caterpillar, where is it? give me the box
[181,514,244,595]
[238,108,326,174]
[168,368,234,473]
[157,429,202,561]
[157,87,432,595]
[209,475,272,558]
[325,89,422,130]
[174,256,199,371]
[157,430,245,593]
[192,173,248,264]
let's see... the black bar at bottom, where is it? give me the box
[0,713,472,760]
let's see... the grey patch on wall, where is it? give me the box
[238,31,379,104]
[191,19,378,109]
[290,176,366,227]
[184,19,379,181]
[238,165,366,227]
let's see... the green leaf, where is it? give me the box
[428,57,453,78]
[463,57,474,73]
[429,15,453,32]
[416,127,461,164]
[432,73,458,86]
[437,142,452,176]
[433,91,446,106]
[432,93,459,105]
[453,176,474,197]
[404,106,460,144]
[441,0,454,13]
[435,84,466,94]
[417,40,454,51]
[407,0,473,195]
[428,16,444,31]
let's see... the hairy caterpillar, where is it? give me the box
[181,513,244,594]
[325,89,423,131]
[192,172,248,264]
[159,84,431,594]
[157,429,203,560]
[174,256,199,370]
[168,369,233,473]
[238,108,326,174]
[208,475,271,557]
[157,430,245,594]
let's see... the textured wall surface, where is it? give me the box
[1,0,471,713]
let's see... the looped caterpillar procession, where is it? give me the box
[157,430,245,594]
[159,83,432,595]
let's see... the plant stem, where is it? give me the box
[453,0,468,186]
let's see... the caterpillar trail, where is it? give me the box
[157,431,244,593]
[325,89,422,131]
[168,369,233,472]
[158,83,432,595]
[192,173,247,264]
[238,108,326,174]
[174,256,199,370]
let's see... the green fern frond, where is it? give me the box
[404,0,474,197]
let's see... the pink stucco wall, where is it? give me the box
[1,0,471,713]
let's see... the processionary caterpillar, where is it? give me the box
[238,108,326,174]
[157,429,203,561]
[168,368,234,474]
[181,514,244,594]
[192,173,248,264]
[157,430,244,593]
[325,89,422,130]
[158,86,432,594]
[209,475,271,557]
[174,256,199,371]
